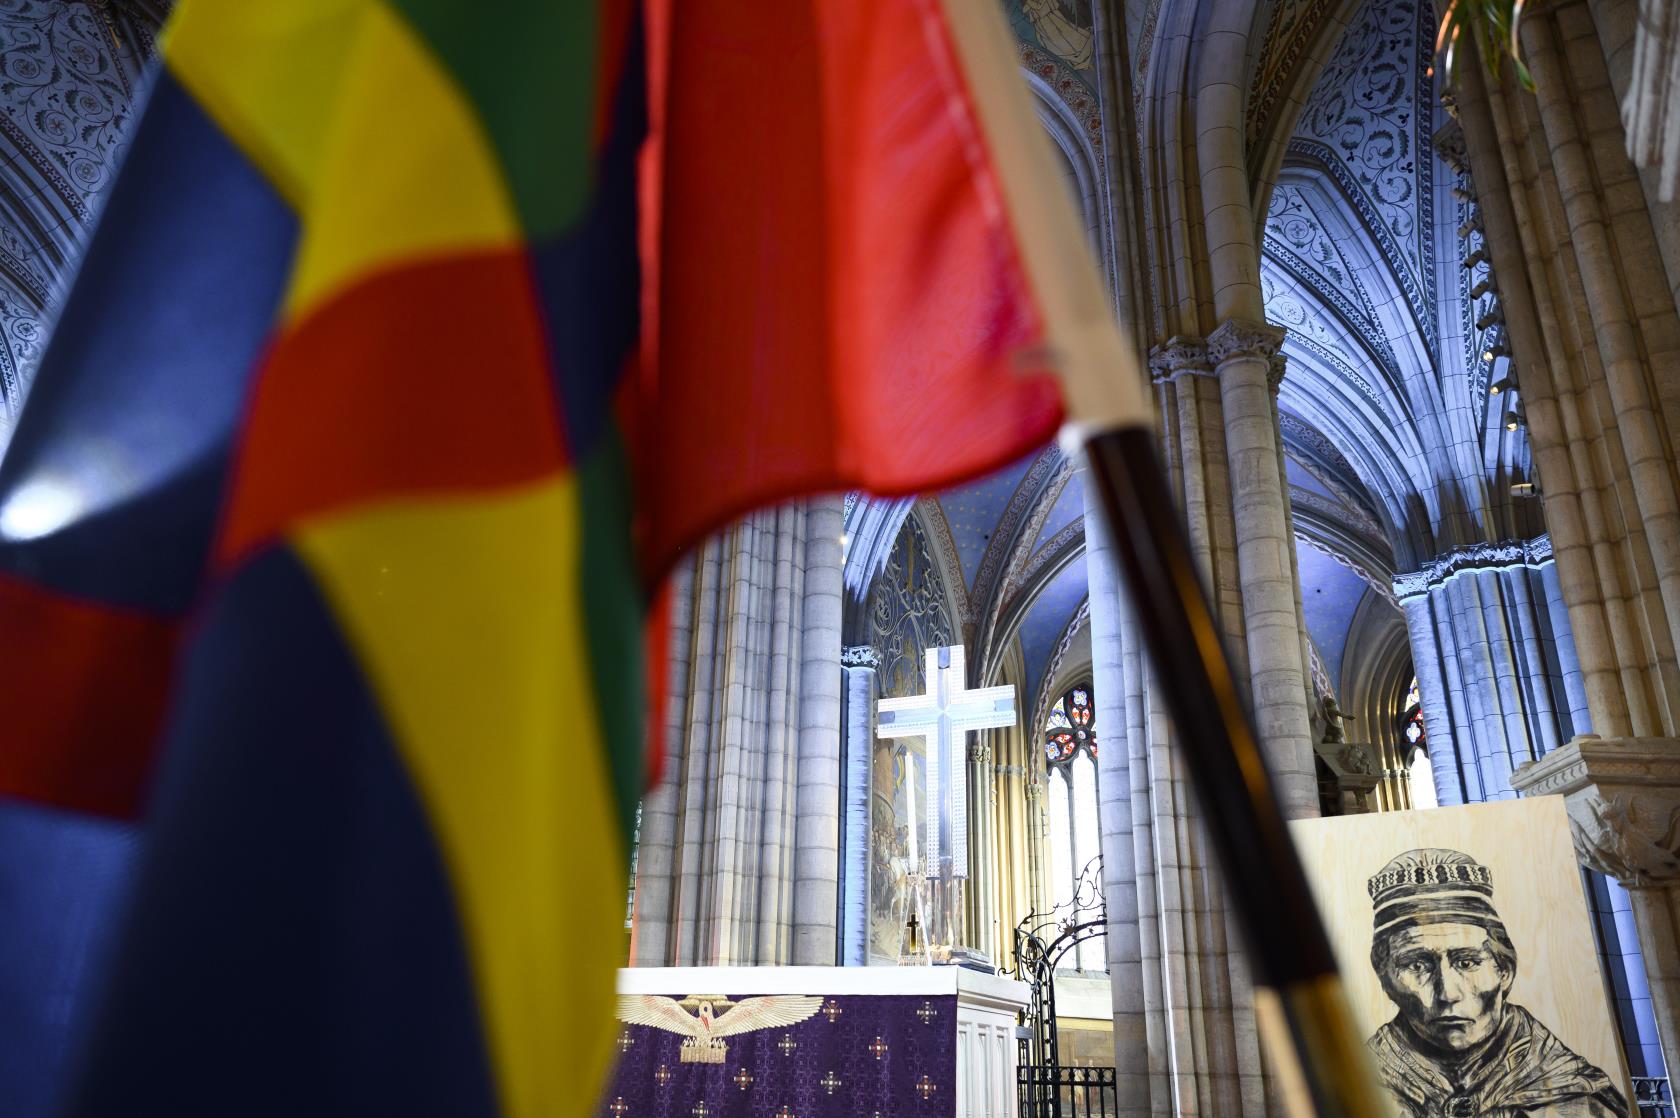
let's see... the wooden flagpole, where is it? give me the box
[1082,425,1381,1118]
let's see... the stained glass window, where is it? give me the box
[1040,683,1103,971]
[1401,677,1426,751]
[1043,686,1096,765]
[1401,677,1438,809]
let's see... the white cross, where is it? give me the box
[876,646,1015,878]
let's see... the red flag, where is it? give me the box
[632,0,1145,576]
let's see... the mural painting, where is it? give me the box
[865,513,951,963]
[1009,0,1095,72]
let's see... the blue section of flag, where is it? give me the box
[0,802,136,1118]
[0,70,295,613]
[531,18,643,462]
[62,548,499,1118]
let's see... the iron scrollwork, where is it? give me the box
[1011,857,1112,1118]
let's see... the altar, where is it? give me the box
[604,967,1031,1117]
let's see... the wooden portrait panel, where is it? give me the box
[1291,797,1632,1115]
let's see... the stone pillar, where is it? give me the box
[964,727,993,959]
[794,495,844,964]
[1396,585,1464,806]
[1514,737,1680,1074]
[1022,778,1050,930]
[840,645,880,966]
[1455,19,1680,742]
[1209,317,1320,821]
[1083,458,1155,1117]
[628,554,696,965]
[990,719,1034,967]
[630,499,844,966]
[1392,537,1584,806]
[1268,352,1321,781]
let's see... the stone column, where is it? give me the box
[839,644,880,966]
[1396,581,1465,806]
[629,554,696,965]
[1083,457,1155,1116]
[1268,352,1321,779]
[630,500,844,966]
[964,727,994,959]
[1208,318,1320,821]
[793,496,844,964]
[991,720,1034,966]
[1393,538,1583,806]
[1514,737,1680,1074]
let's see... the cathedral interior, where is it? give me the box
[3,0,1679,1115]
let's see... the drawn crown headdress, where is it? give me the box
[1367,848,1503,939]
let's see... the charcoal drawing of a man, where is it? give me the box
[1365,848,1628,1117]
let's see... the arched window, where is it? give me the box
[1042,685,1102,970]
[1400,677,1438,809]
[1401,677,1426,753]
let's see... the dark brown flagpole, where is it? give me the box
[1082,424,1383,1118]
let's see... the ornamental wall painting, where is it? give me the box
[867,741,925,963]
[1291,798,1632,1117]
[865,515,950,964]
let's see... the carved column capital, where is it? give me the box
[1391,534,1555,602]
[1147,335,1213,384]
[1392,569,1431,603]
[1207,318,1286,366]
[1513,736,1680,886]
[1268,352,1288,394]
[841,644,881,669]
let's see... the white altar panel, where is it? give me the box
[952,972,1025,1118]
[619,967,1030,1117]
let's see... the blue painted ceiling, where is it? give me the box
[1286,456,1336,500]
[1018,554,1088,706]
[936,451,1038,590]
[1295,540,1370,691]
[1030,471,1084,553]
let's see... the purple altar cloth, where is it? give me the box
[600,992,958,1118]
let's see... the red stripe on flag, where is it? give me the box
[633,0,1063,578]
[216,252,568,567]
[593,0,635,150]
[0,572,176,819]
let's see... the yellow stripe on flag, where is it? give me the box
[163,0,369,208]
[280,1,522,321]
[294,478,624,1118]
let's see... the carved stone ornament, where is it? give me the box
[1207,318,1287,365]
[1390,534,1554,602]
[1391,569,1431,602]
[1511,735,1680,886]
[841,645,882,670]
[1431,119,1469,176]
[967,740,991,765]
[1338,743,1376,776]
[1268,352,1288,394]
[1147,335,1214,384]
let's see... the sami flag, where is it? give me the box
[0,0,1143,1115]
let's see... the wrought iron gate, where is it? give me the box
[1012,859,1117,1118]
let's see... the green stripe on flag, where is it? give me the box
[387,0,596,238]
[578,428,644,853]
